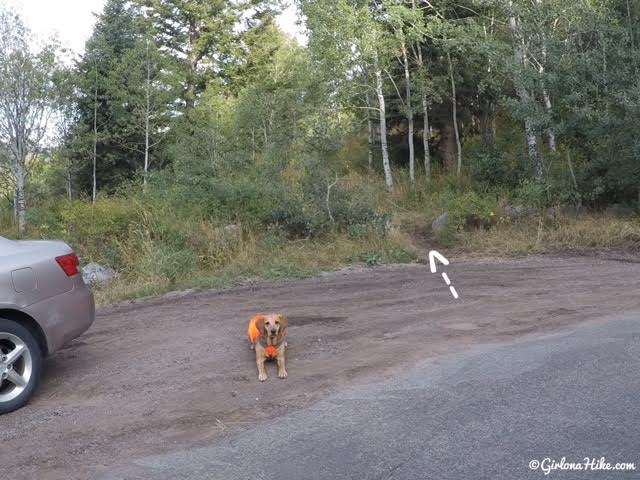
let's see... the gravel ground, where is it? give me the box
[2,254,639,479]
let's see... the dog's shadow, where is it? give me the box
[289,316,346,327]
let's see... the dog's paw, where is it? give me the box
[258,373,268,381]
[278,370,288,379]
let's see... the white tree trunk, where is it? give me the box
[366,91,374,171]
[402,42,415,184]
[542,85,556,151]
[374,54,393,191]
[15,161,26,234]
[416,46,431,178]
[422,94,431,178]
[262,120,268,146]
[251,128,256,162]
[447,52,462,176]
[67,166,72,200]
[144,39,151,188]
[537,18,557,153]
[525,123,542,178]
[144,111,150,187]
[13,188,17,223]
[92,66,98,205]
[508,5,543,179]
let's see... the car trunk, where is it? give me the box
[0,237,77,307]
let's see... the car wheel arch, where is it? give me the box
[0,309,48,357]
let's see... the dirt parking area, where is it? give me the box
[2,254,640,479]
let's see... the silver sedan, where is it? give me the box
[0,237,95,414]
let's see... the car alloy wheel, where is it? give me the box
[0,332,34,403]
[0,319,43,414]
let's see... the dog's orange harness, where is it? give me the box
[247,315,281,357]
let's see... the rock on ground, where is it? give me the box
[82,263,115,285]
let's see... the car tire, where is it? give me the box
[0,318,43,415]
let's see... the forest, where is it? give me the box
[1,0,639,302]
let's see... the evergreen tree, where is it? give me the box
[69,0,173,195]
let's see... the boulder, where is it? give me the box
[545,206,560,219]
[561,205,589,217]
[605,203,633,216]
[547,205,590,219]
[82,263,115,285]
[574,205,589,216]
[224,224,240,233]
[504,204,534,219]
[431,212,448,233]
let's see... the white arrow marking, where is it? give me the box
[429,250,450,273]
[428,250,460,300]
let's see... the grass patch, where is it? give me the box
[3,171,638,307]
[91,228,418,305]
[456,214,640,256]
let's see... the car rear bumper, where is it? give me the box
[27,276,95,354]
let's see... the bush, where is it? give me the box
[187,222,244,269]
[59,198,140,246]
[513,179,549,210]
[268,201,321,238]
[443,190,497,233]
[261,158,392,239]
[331,187,389,238]
[137,241,197,285]
[25,206,61,237]
[469,152,527,193]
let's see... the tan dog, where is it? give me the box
[247,314,288,381]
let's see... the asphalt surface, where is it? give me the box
[103,315,640,480]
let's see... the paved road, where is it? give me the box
[104,315,639,480]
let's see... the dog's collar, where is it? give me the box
[258,337,284,357]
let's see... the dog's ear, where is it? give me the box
[256,316,266,337]
[277,314,288,341]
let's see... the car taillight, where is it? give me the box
[56,253,80,277]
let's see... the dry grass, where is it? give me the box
[93,228,418,305]
[457,214,640,256]
[4,174,638,306]
[75,208,640,304]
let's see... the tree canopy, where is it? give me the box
[1,0,640,232]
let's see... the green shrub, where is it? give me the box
[444,190,497,233]
[269,201,320,238]
[513,179,549,210]
[466,144,527,192]
[138,241,196,285]
[25,206,62,237]
[331,187,389,237]
[349,246,416,266]
[59,198,139,245]
[266,261,315,279]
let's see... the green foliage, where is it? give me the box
[265,261,315,280]
[513,179,549,210]
[69,0,174,194]
[60,198,138,248]
[443,190,497,233]
[465,136,527,192]
[349,246,417,266]
[4,0,640,305]
[138,243,196,285]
